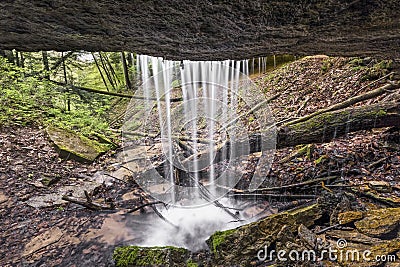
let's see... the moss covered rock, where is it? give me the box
[206,204,322,266]
[354,208,400,237]
[46,126,109,162]
[338,211,364,225]
[113,246,192,267]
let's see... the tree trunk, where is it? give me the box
[91,52,109,91]
[20,52,25,68]
[120,51,132,90]
[14,50,20,67]
[42,51,50,79]
[99,52,116,91]
[61,52,71,112]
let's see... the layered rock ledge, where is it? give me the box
[1,1,399,60]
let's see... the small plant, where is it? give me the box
[321,59,332,73]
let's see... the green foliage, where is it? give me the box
[348,57,394,81]
[0,56,112,137]
[321,59,332,73]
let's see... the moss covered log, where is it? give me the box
[276,101,400,149]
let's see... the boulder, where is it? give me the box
[46,127,109,162]
[206,204,322,266]
[338,211,364,225]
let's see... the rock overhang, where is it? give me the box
[0,0,399,60]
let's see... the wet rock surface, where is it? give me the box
[0,1,399,59]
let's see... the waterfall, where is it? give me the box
[123,54,277,250]
[125,55,275,206]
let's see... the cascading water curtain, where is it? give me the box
[123,55,276,207]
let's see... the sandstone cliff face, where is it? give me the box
[0,1,399,60]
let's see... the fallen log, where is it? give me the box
[228,193,317,200]
[127,201,163,213]
[220,176,338,193]
[275,100,400,149]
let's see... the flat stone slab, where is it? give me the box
[23,227,63,257]
[46,127,107,162]
[354,207,400,237]
[27,180,98,208]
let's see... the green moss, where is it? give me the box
[291,111,339,132]
[348,58,363,66]
[375,109,387,117]
[47,126,110,162]
[211,228,236,255]
[113,246,189,267]
[186,259,198,267]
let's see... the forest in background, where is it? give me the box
[0,50,139,141]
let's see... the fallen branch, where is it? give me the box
[285,82,399,126]
[367,157,388,169]
[121,130,212,144]
[296,96,310,116]
[353,72,395,95]
[316,223,341,234]
[277,200,316,212]
[220,92,281,131]
[150,205,179,229]
[245,176,338,193]
[228,193,317,200]
[127,201,163,213]
[49,80,183,102]
[62,195,115,210]
[350,189,400,207]
[215,176,338,193]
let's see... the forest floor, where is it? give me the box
[1,56,400,266]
